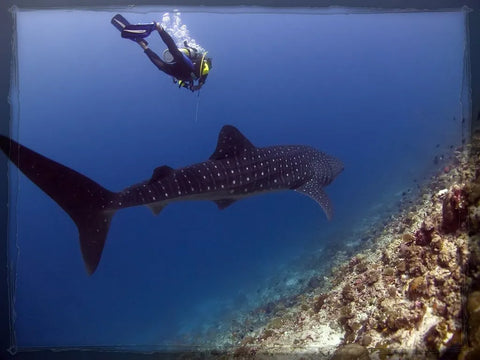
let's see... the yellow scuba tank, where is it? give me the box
[200,52,210,76]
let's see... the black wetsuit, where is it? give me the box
[144,27,207,87]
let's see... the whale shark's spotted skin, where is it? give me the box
[116,126,343,218]
[0,125,343,274]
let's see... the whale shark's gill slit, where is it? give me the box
[0,135,116,275]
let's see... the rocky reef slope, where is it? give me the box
[210,130,480,360]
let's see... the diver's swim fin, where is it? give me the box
[121,24,156,40]
[111,14,153,46]
[111,14,130,32]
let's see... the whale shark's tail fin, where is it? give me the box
[0,135,116,275]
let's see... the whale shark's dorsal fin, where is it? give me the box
[149,165,174,184]
[146,167,172,215]
[209,125,256,160]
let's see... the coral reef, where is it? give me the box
[331,344,370,360]
[442,186,468,233]
[188,130,480,359]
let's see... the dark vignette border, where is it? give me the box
[0,1,479,359]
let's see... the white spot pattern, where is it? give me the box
[112,129,342,223]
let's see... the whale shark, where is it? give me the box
[0,125,343,274]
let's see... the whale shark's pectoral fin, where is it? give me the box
[214,199,237,210]
[295,179,333,220]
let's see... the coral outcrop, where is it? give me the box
[195,131,480,359]
[442,186,468,233]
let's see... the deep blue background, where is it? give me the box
[9,8,466,347]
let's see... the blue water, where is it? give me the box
[9,8,466,348]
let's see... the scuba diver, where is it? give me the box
[111,14,212,92]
